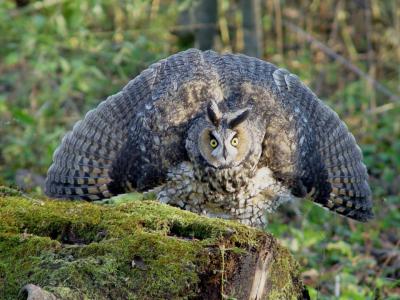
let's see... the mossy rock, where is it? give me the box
[0,188,306,299]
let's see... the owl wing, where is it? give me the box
[207,53,373,222]
[46,49,223,200]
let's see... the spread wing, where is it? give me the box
[46,49,222,200]
[207,53,373,222]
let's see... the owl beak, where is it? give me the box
[223,147,229,160]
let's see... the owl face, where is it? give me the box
[196,101,253,169]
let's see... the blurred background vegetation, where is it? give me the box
[0,0,399,299]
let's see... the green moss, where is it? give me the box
[0,190,303,299]
[0,186,23,197]
[266,244,304,299]
[0,234,61,298]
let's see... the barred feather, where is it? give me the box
[45,90,137,200]
[45,49,207,200]
[268,67,373,221]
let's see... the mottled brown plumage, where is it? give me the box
[46,49,373,227]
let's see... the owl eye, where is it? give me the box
[231,137,239,147]
[210,138,218,148]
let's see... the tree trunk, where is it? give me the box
[240,0,264,57]
[0,187,308,299]
[194,0,218,50]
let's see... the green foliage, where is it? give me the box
[268,199,400,299]
[0,0,181,183]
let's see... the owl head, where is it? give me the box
[186,100,258,169]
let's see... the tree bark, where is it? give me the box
[240,0,264,57]
[194,0,218,50]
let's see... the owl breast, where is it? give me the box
[156,159,294,226]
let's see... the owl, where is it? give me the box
[45,49,373,227]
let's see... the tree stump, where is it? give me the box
[0,188,307,299]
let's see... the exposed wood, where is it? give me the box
[249,251,272,299]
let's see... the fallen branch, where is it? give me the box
[283,20,400,102]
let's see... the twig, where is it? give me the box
[273,0,283,57]
[314,0,342,95]
[235,7,244,52]
[283,19,400,102]
[219,244,226,298]
[150,0,160,21]
[382,239,400,269]
[218,0,231,49]
[338,7,359,62]
[374,239,400,279]
[364,0,377,116]
[367,102,398,115]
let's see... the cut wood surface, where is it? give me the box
[0,187,307,299]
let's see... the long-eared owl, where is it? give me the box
[46,49,373,227]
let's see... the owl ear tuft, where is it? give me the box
[228,107,251,128]
[207,100,222,126]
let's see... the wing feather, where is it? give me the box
[265,66,373,221]
[46,49,219,199]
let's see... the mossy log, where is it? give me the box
[0,187,307,299]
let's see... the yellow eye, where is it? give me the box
[231,137,239,147]
[210,138,218,148]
